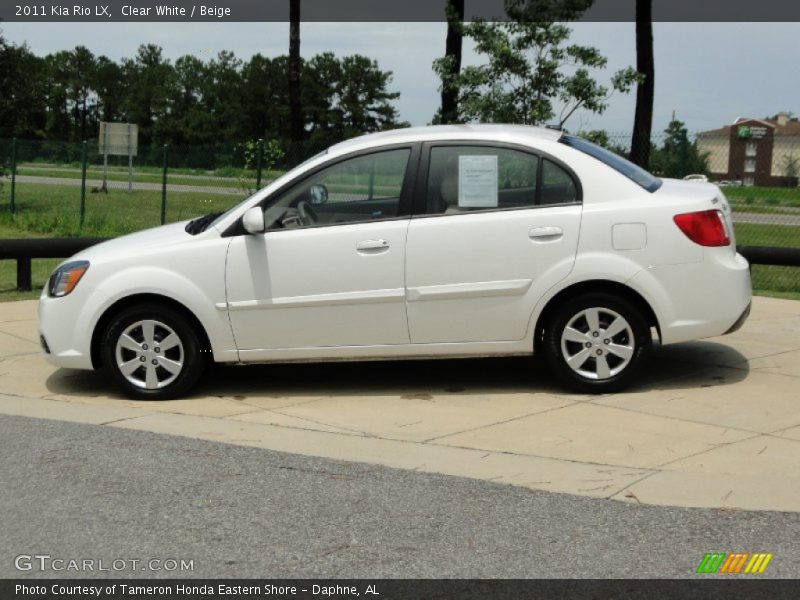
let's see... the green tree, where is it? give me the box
[649,119,710,178]
[67,46,98,140]
[338,55,404,137]
[437,0,639,127]
[120,44,177,146]
[0,38,47,138]
[166,55,211,144]
[203,51,246,142]
[302,53,406,144]
[43,50,73,139]
[241,54,290,140]
[94,55,125,123]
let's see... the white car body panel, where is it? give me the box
[37,124,752,374]
[224,219,410,353]
[405,205,582,343]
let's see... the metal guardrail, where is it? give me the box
[0,238,107,291]
[737,246,800,268]
[0,238,799,292]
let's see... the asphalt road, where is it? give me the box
[1,414,798,579]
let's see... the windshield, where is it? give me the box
[208,149,329,230]
[560,135,662,193]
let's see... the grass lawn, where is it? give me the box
[725,186,800,210]
[733,223,800,248]
[1,182,244,237]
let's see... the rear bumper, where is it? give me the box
[629,250,752,345]
[724,301,751,335]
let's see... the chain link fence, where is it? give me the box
[0,137,328,238]
[1,131,798,296]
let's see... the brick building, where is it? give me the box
[696,112,800,187]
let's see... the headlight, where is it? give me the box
[48,261,90,297]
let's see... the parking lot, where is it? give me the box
[1,296,799,513]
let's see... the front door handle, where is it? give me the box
[529,226,563,242]
[356,239,390,252]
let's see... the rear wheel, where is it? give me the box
[543,293,651,393]
[101,303,207,400]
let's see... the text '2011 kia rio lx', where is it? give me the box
[38,125,752,399]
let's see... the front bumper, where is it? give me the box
[37,287,103,370]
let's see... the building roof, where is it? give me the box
[698,116,800,137]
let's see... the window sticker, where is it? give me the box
[458,155,498,208]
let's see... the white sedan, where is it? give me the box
[38,125,752,399]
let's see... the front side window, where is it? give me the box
[264,148,411,229]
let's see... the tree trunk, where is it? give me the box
[630,0,654,169]
[440,0,465,124]
[288,0,303,144]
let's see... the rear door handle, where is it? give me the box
[529,226,563,242]
[356,239,390,252]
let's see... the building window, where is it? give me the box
[744,176,755,187]
[746,142,757,157]
[745,158,756,173]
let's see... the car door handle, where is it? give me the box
[356,239,390,252]
[529,226,563,242]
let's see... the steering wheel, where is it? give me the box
[297,200,319,226]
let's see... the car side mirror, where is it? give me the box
[242,206,265,234]
[309,184,328,205]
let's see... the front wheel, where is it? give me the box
[543,293,651,393]
[101,303,207,400]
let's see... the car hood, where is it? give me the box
[71,220,197,263]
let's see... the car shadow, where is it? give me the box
[45,340,750,400]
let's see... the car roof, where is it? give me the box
[328,124,564,155]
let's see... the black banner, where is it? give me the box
[3,579,800,600]
[3,0,800,23]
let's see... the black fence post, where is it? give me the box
[79,140,88,227]
[161,144,168,225]
[17,257,32,292]
[10,137,17,214]
[255,138,264,189]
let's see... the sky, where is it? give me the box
[2,21,798,137]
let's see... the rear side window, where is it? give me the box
[425,146,578,215]
[560,135,662,192]
[542,159,578,205]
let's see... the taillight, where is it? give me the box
[673,210,730,247]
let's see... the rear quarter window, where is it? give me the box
[561,135,662,193]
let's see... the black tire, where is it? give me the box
[101,302,208,400]
[543,293,651,394]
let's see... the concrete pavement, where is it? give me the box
[0,296,799,512]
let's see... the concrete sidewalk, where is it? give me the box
[1,296,799,512]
